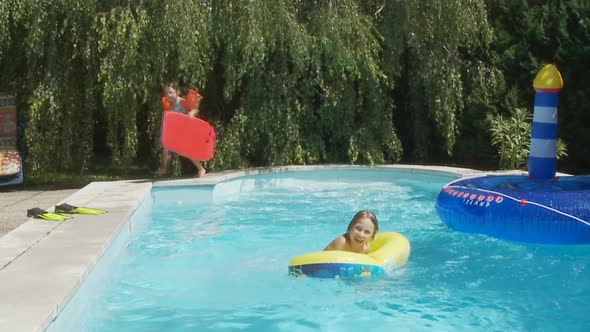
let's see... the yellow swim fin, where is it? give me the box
[55,203,107,215]
[27,208,71,222]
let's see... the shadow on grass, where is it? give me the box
[1,156,210,191]
[3,162,155,191]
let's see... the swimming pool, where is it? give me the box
[47,169,590,331]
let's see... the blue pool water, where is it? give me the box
[47,169,590,331]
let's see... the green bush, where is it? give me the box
[488,107,567,170]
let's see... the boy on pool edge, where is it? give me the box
[324,210,379,254]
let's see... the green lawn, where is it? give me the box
[24,164,154,189]
[6,154,208,190]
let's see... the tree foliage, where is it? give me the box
[486,0,590,173]
[370,0,502,163]
[0,0,588,176]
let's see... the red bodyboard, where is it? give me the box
[161,112,217,161]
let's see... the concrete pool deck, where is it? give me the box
[0,188,80,237]
[0,165,500,331]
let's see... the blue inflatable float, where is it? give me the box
[436,175,590,244]
[436,65,590,244]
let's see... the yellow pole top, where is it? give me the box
[533,64,563,92]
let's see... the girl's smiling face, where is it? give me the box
[347,217,376,248]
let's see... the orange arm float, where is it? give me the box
[182,89,204,110]
[161,97,171,111]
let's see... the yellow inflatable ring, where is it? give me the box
[288,232,411,278]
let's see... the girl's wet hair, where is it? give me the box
[346,210,379,238]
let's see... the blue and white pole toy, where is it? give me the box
[528,64,563,180]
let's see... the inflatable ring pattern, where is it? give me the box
[436,175,590,244]
[288,232,411,278]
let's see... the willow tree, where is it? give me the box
[96,0,213,167]
[0,0,213,174]
[208,0,402,170]
[5,0,513,176]
[301,1,402,165]
[0,0,99,172]
[364,0,501,163]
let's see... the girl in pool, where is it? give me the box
[324,210,379,254]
